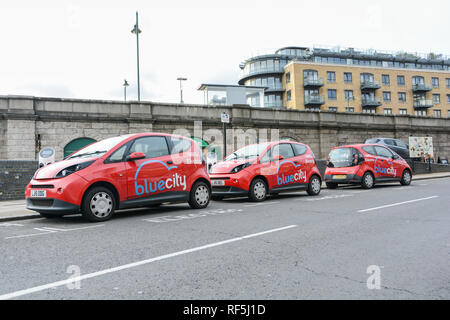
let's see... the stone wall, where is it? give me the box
[0,160,38,201]
[0,95,449,161]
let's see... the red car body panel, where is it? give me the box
[25,133,210,214]
[209,141,321,198]
[324,144,412,185]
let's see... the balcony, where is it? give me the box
[303,77,324,88]
[361,97,382,107]
[412,83,432,92]
[304,95,325,106]
[413,99,434,109]
[360,80,381,90]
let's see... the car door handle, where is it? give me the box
[166,160,173,164]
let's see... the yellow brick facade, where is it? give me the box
[283,61,450,117]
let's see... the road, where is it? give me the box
[0,178,449,300]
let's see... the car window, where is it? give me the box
[292,143,307,156]
[384,139,396,146]
[395,139,408,149]
[169,137,192,154]
[375,146,394,158]
[107,144,128,163]
[129,136,169,159]
[272,143,295,159]
[365,138,379,144]
[362,146,377,155]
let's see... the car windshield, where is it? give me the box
[328,147,356,168]
[67,135,131,159]
[225,143,270,161]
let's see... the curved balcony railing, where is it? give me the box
[360,80,381,90]
[412,83,432,92]
[413,99,434,108]
[304,95,325,105]
[361,97,382,107]
[239,67,285,80]
[303,77,324,87]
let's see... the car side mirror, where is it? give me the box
[126,152,146,161]
[272,155,284,162]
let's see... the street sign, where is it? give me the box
[221,112,230,123]
[39,147,55,167]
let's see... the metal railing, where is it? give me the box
[412,83,432,92]
[360,80,381,90]
[361,97,382,107]
[303,77,324,87]
[305,95,325,105]
[413,100,434,108]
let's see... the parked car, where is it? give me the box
[209,141,322,201]
[364,138,410,159]
[25,133,211,222]
[324,144,412,189]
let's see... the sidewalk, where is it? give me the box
[0,172,449,222]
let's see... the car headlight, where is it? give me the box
[230,162,252,173]
[55,160,95,178]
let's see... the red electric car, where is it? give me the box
[26,133,211,222]
[209,141,322,201]
[324,144,412,189]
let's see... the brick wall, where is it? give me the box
[0,160,38,201]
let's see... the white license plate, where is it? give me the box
[212,180,225,186]
[30,189,47,198]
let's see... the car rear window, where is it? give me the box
[169,137,192,154]
[328,147,358,168]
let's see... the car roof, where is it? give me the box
[331,143,384,149]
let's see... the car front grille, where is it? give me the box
[30,199,54,207]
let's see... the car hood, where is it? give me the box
[34,157,98,180]
[210,159,253,174]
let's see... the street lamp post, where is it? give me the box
[131,12,142,102]
[123,79,129,101]
[177,77,187,104]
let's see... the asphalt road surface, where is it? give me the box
[0,178,449,300]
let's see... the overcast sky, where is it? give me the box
[1,0,449,104]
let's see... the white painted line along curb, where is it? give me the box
[0,224,297,300]
[357,196,439,213]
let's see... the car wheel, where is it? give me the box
[361,172,374,189]
[249,178,267,202]
[82,187,116,222]
[307,175,321,196]
[188,181,211,209]
[325,182,338,189]
[400,169,412,186]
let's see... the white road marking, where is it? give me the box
[244,201,280,207]
[0,225,297,300]
[143,209,243,223]
[295,194,353,201]
[357,196,439,213]
[4,224,104,240]
[0,223,24,227]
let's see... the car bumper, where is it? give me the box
[324,174,362,184]
[26,198,80,214]
[211,186,248,197]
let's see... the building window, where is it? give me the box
[346,107,354,112]
[447,94,450,104]
[432,77,439,88]
[399,109,407,115]
[384,108,392,115]
[398,92,406,102]
[286,72,291,84]
[433,94,440,104]
[362,108,376,114]
[446,78,450,88]
[329,107,337,112]
[397,75,405,86]
[382,74,390,86]
[344,90,353,100]
[327,71,336,83]
[412,76,425,85]
[383,91,391,102]
[434,110,441,117]
[344,72,352,83]
[328,89,337,100]
[287,90,291,101]
[414,109,427,116]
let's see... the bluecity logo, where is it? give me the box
[134,160,186,196]
[374,157,396,176]
[276,160,306,185]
